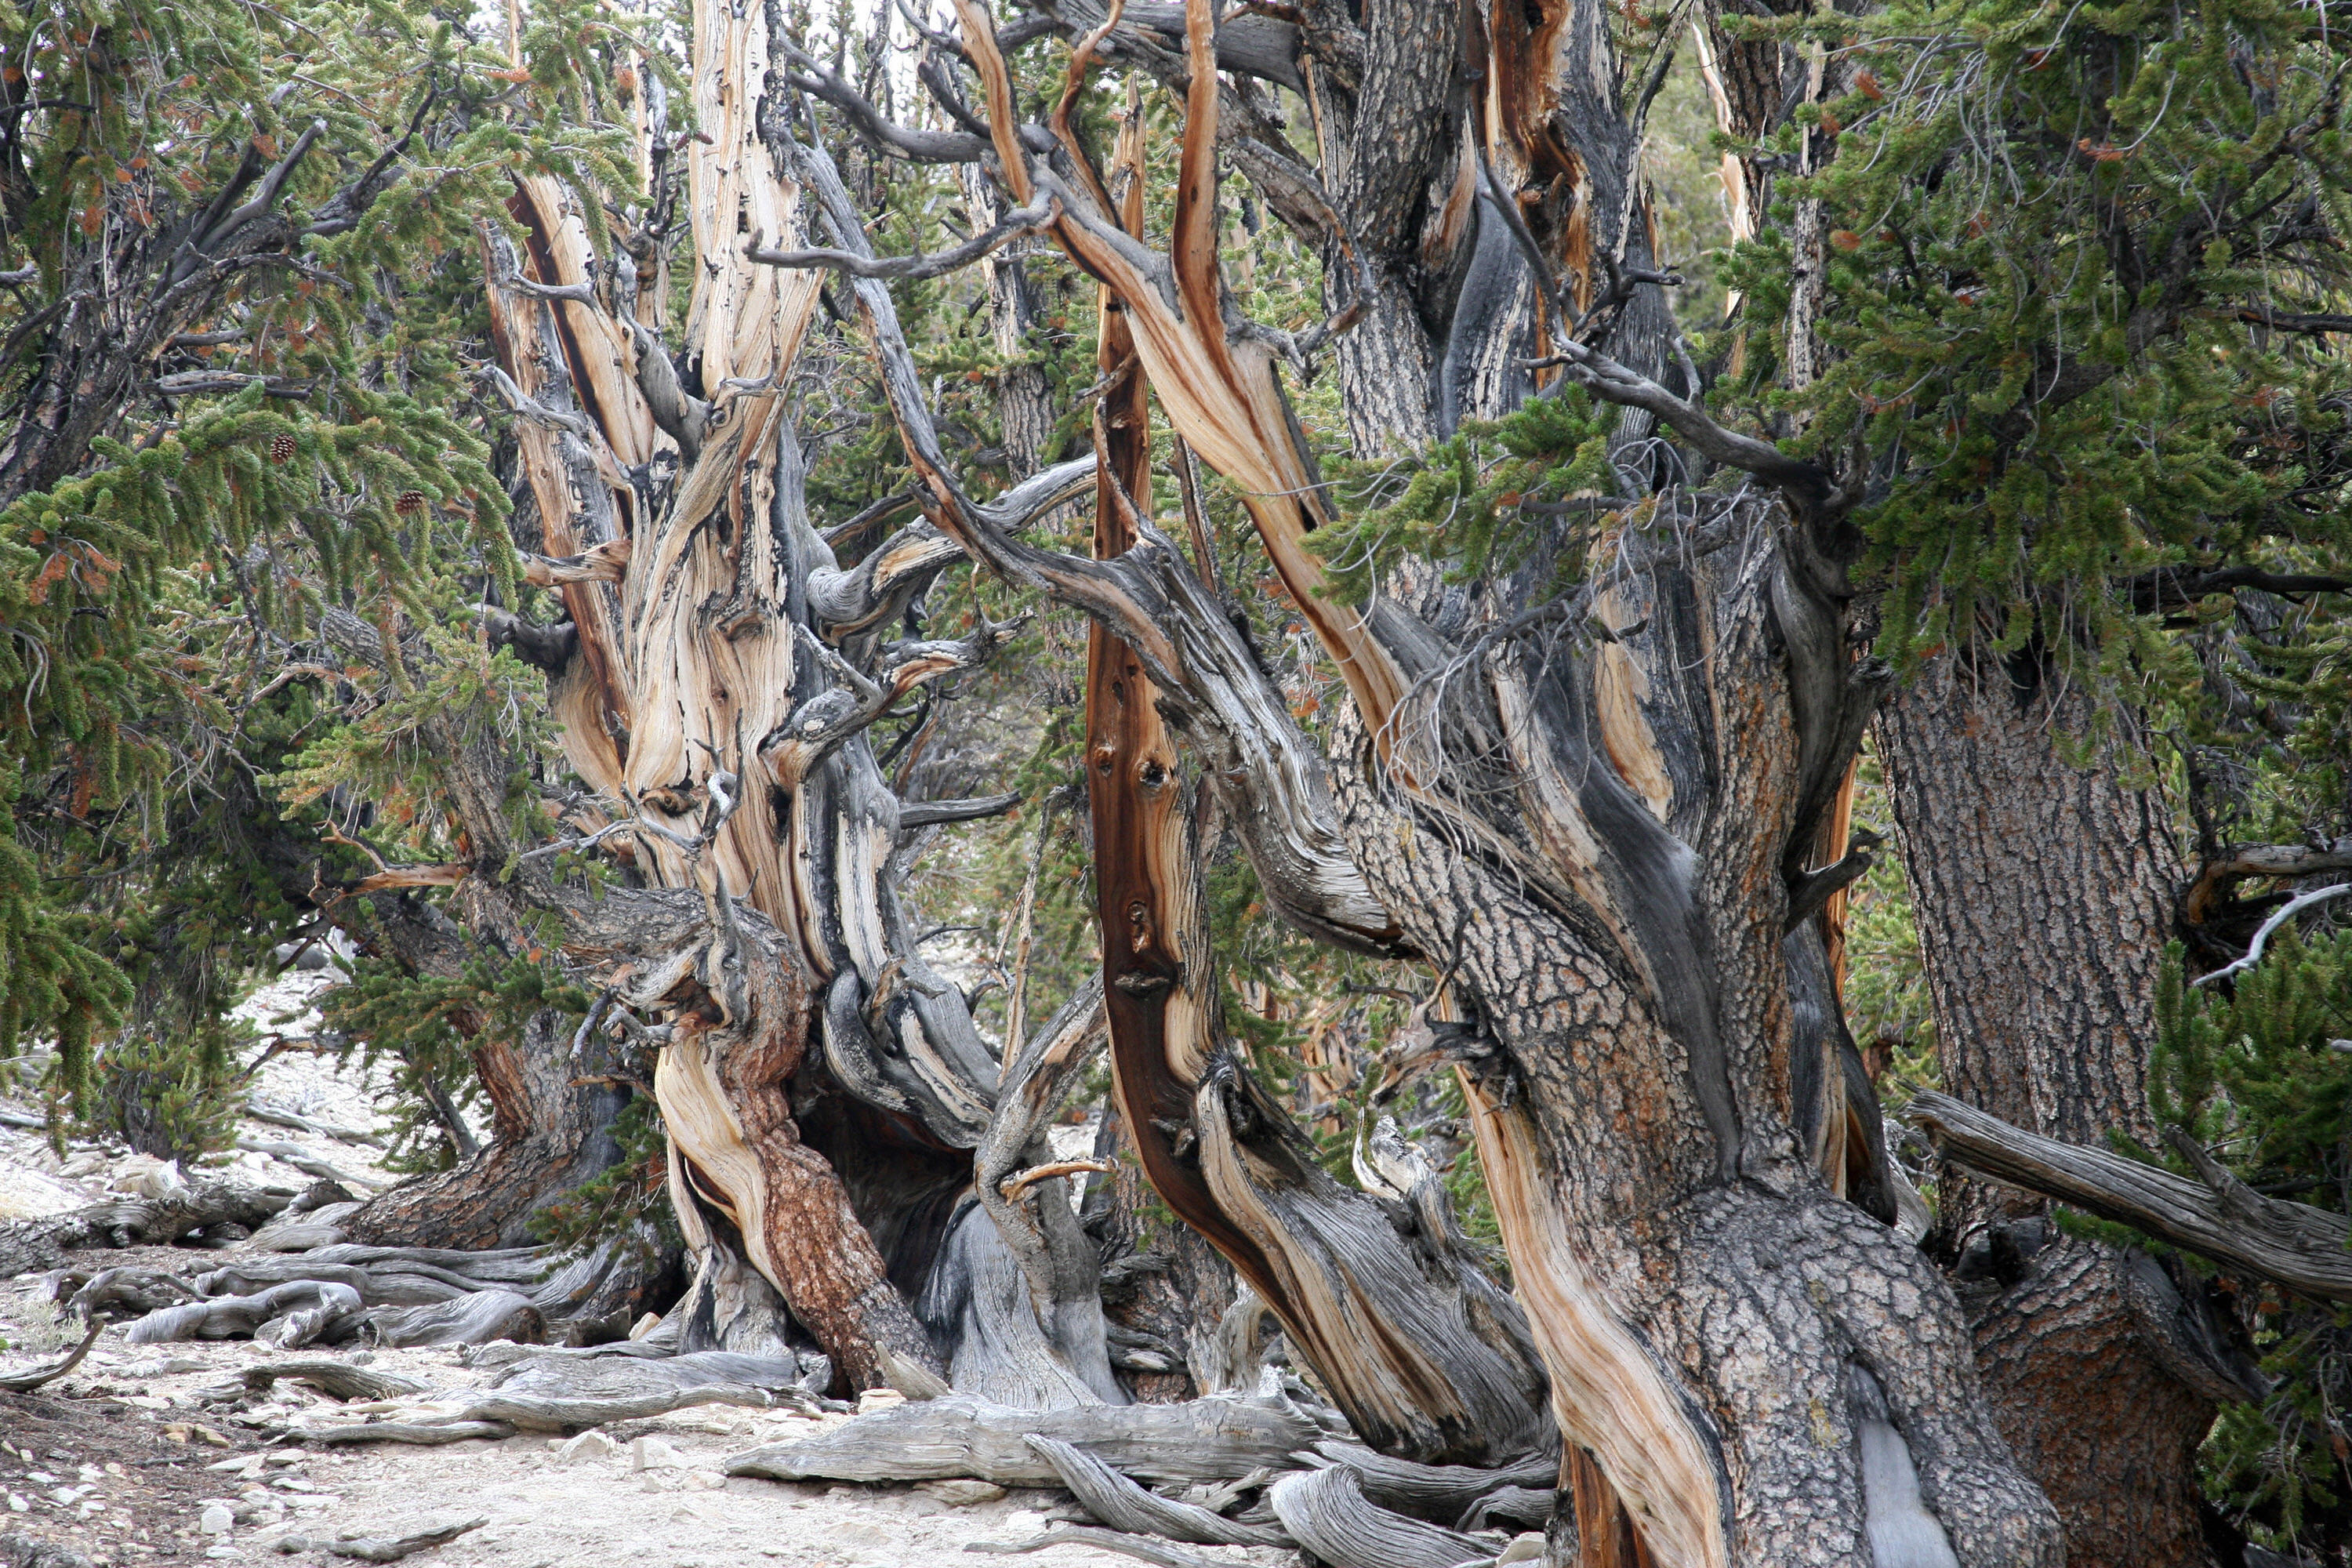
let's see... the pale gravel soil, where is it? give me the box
[0,973,1287,1568]
[0,1324,1296,1568]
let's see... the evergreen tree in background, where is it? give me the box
[0,0,2348,1560]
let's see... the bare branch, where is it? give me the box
[520,537,632,589]
[152,372,311,398]
[746,195,1055,281]
[2125,562,2352,612]
[898,791,1023,828]
[1908,1091,2352,1301]
[2235,306,2352,336]
[2193,882,2352,988]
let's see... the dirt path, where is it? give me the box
[0,977,1304,1568]
[0,1319,1306,1568]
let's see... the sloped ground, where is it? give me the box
[0,978,1300,1568]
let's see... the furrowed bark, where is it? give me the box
[379,0,1126,1401]
[1879,655,2244,1568]
[786,17,2061,1557]
[1312,513,2058,1565]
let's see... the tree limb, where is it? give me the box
[1907,1091,2352,1301]
[746,195,1055,280]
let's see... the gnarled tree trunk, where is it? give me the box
[800,0,2063,1555]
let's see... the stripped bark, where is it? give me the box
[780,4,2060,1556]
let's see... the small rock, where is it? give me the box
[555,1431,617,1465]
[155,1357,207,1375]
[855,1388,905,1415]
[3,1495,23,1513]
[630,1436,685,1472]
[1496,1534,1546,1565]
[627,1312,662,1341]
[679,1472,724,1492]
[198,1501,235,1536]
[916,1479,1006,1508]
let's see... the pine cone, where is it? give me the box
[268,433,296,464]
[394,489,427,517]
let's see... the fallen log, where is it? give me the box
[726,1392,1323,1487]
[297,1377,789,1443]
[269,1519,486,1563]
[67,1267,200,1322]
[238,1360,429,1402]
[488,1350,822,1407]
[458,1382,780,1432]
[1023,1435,1287,1547]
[963,1528,1241,1568]
[305,1421,514,1446]
[0,1319,102,1392]
[0,1184,291,1279]
[1267,1464,1497,1568]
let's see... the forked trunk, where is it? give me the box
[832,3,2064,1555]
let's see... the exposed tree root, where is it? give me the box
[1266,1465,1498,1568]
[1022,1436,1287,1547]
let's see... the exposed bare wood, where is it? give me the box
[1910,1091,2352,1300]
[0,1319,101,1393]
[721,1392,1323,1486]
[1265,1463,1495,1568]
[1024,1434,1290,1547]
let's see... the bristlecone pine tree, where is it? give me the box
[16,0,2352,1563]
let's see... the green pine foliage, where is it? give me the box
[0,0,638,1131]
[529,1091,679,1269]
[1722,0,2352,688]
[2148,932,2352,1556]
[321,949,588,1172]
[1305,391,1624,608]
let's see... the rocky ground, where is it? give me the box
[0,974,1316,1568]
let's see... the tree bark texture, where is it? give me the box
[1878,653,2238,1568]
[819,2,2065,1556]
[336,0,1128,1404]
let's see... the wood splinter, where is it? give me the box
[998,1158,1116,1200]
